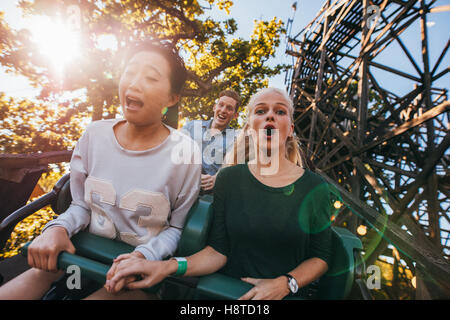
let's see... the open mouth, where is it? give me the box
[217,114,227,121]
[126,95,144,110]
[264,124,276,137]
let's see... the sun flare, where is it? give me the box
[27,15,81,74]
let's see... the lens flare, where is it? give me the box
[357,225,367,236]
[27,15,81,77]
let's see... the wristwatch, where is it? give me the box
[283,274,299,295]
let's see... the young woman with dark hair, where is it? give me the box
[0,41,201,300]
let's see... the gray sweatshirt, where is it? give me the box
[43,119,201,260]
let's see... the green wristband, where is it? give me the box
[174,257,187,276]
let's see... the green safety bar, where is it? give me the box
[20,235,161,294]
[21,243,109,284]
[20,202,363,299]
[20,197,214,296]
[191,227,363,300]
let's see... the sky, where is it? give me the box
[0,0,448,100]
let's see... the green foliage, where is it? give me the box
[0,170,63,259]
[0,92,88,153]
[0,205,56,259]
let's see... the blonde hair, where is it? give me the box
[223,87,308,169]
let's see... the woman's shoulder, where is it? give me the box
[76,119,118,145]
[84,118,119,134]
[171,125,195,142]
[213,165,246,192]
[216,164,246,180]
[299,168,329,189]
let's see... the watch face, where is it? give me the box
[289,278,299,293]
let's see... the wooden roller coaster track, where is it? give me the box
[286,0,449,298]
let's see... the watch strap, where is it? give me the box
[283,273,298,294]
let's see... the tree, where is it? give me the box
[0,0,287,153]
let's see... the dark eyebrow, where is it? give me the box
[219,101,235,108]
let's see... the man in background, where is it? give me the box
[181,89,241,193]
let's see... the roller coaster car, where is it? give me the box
[0,174,372,300]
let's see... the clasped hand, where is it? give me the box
[105,253,168,294]
[104,255,291,300]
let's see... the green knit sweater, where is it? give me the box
[207,164,333,280]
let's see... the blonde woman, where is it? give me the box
[105,88,333,300]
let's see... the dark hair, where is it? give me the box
[219,89,241,112]
[122,40,187,95]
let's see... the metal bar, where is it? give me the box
[0,151,73,169]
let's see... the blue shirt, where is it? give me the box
[181,119,237,176]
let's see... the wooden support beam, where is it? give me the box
[308,2,331,159]
[323,101,449,170]
[289,0,449,298]
[431,39,449,76]
[396,131,450,214]
[316,141,346,168]
[429,4,450,13]
[363,158,417,178]
[432,66,449,82]
[357,0,369,148]
[329,48,422,82]
[370,11,420,59]
[318,0,358,52]
[381,11,423,76]
[353,157,400,209]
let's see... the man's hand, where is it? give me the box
[238,277,290,300]
[201,174,217,191]
[27,226,76,272]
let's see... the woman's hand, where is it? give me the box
[27,226,76,272]
[105,256,176,294]
[239,276,290,300]
[105,252,144,294]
